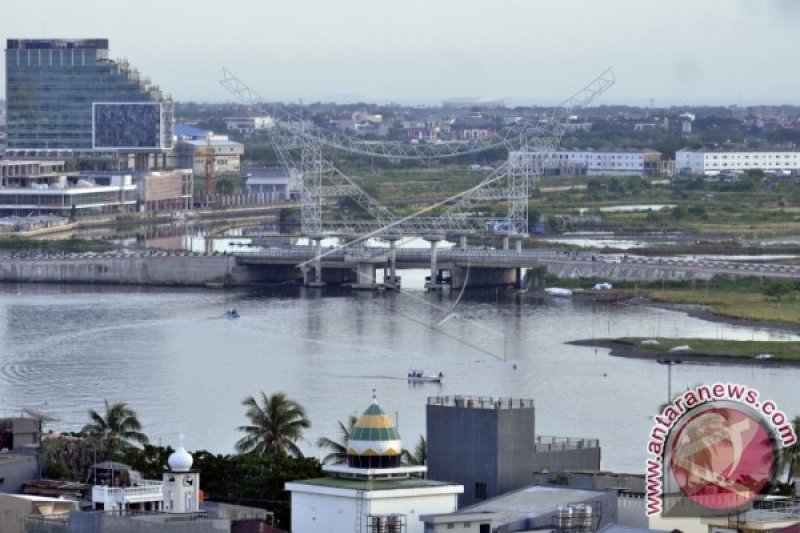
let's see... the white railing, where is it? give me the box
[92,482,163,505]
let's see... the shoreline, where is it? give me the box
[624,296,800,335]
[568,338,800,366]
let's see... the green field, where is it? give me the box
[615,337,800,361]
[646,289,800,327]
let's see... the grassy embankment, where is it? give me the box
[613,337,800,362]
[645,289,800,328]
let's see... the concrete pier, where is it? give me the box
[382,232,402,290]
[306,234,327,288]
[423,233,447,291]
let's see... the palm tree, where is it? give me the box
[402,435,427,466]
[316,415,357,465]
[81,400,149,460]
[235,391,311,458]
[780,415,800,486]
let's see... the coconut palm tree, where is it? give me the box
[402,435,427,466]
[780,415,800,486]
[316,415,357,465]
[235,391,311,458]
[81,400,149,460]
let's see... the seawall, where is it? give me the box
[0,256,237,287]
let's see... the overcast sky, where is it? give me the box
[2,0,799,106]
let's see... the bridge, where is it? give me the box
[234,246,800,290]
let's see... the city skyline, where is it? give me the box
[1,0,799,106]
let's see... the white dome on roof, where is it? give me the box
[168,446,193,471]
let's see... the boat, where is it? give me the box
[407,370,443,383]
[226,309,240,319]
[544,287,573,297]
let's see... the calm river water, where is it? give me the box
[0,278,798,474]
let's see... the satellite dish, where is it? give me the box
[22,407,61,423]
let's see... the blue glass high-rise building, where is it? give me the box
[5,39,173,154]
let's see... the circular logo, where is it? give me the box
[669,406,776,511]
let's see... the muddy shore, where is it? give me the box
[625,297,800,335]
[568,297,800,365]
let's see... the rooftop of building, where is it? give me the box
[427,395,534,410]
[174,124,210,139]
[457,484,609,527]
[288,474,458,492]
[677,147,800,154]
[6,38,108,50]
[181,139,243,148]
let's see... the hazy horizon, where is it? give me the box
[2,0,800,107]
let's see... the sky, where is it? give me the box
[2,0,799,106]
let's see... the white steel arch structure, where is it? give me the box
[220,68,615,236]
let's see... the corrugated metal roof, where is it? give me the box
[175,124,210,138]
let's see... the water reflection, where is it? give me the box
[0,282,798,474]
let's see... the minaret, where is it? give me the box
[346,395,403,470]
[162,438,200,514]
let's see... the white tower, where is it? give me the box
[162,444,200,514]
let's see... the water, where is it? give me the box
[0,281,798,474]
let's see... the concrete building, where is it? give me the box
[421,484,618,533]
[243,166,291,200]
[676,148,800,176]
[0,162,137,216]
[132,169,193,212]
[403,120,441,142]
[173,124,243,183]
[426,396,600,507]
[223,115,273,136]
[450,113,497,140]
[510,149,662,176]
[0,493,78,533]
[0,453,39,495]
[0,416,45,494]
[286,399,463,533]
[5,39,173,170]
[18,444,275,532]
[0,160,190,216]
[0,417,41,450]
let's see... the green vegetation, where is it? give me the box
[646,288,800,327]
[81,400,149,461]
[235,391,311,458]
[0,236,113,253]
[614,337,800,361]
[316,415,357,465]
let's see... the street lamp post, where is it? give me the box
[657,359,683,403]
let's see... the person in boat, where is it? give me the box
[439,372,444,378]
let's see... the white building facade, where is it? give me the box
[676,149,800,175]
[510,149,661,176]
[224,116,273,136]
[287,400,463,533]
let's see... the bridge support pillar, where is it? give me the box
[307,236,327,288]
[383,232,402,290]
[451,266,517,289]
[423,233,447,291]
[502,236,510,250]
[352,262,378,290]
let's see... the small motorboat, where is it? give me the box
[544,287,573,297]
[226,309,240,319]
[407,370,443,383]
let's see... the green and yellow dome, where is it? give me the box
[347,401,403,469]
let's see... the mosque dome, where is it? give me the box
[168,446,193,472]
[347,400,403,469]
